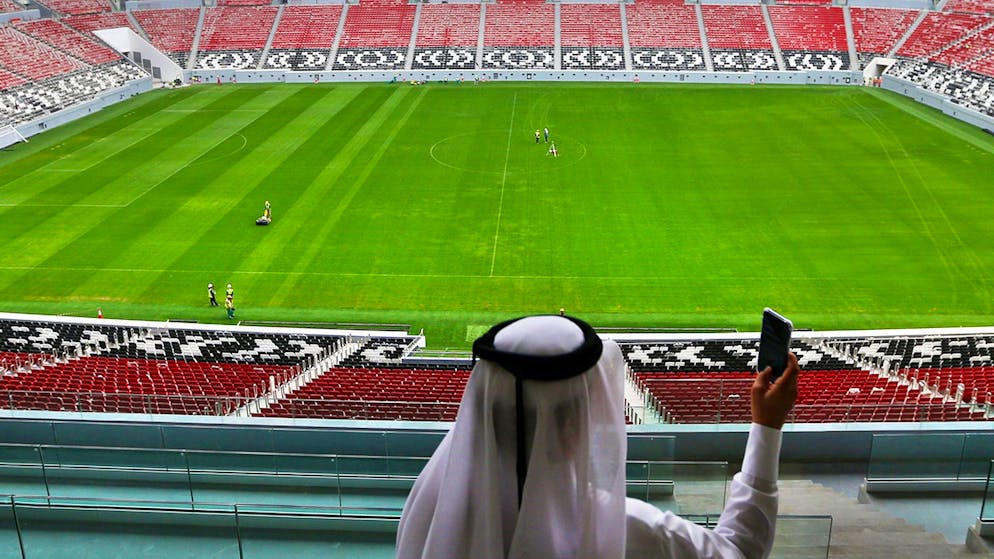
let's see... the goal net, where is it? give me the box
[0,125,27,149]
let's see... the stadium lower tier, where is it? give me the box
[2,315,994,423]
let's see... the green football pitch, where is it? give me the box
[1,82,993,348]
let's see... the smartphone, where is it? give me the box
[757,308,793,382]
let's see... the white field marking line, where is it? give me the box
[161,109,268,113]
[0,131,248,209]
[428,130,505,175]
[191,133,248,166]
[0,118,179,189]
[124,129,257,207]
[0,265,867,282]
[0,203,124,208]
[490,91,516,277]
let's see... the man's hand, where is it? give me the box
[751,352,800,430]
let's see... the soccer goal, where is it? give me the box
[0,125,27,149]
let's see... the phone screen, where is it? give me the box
[757,308,793,382]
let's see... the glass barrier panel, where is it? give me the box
[273,454,338,476]
[236,510,399,559]
[384,456,430,477]
[626,461,727,516]
[981,460,994,521]
[769,515,832,559]
[190,469,343,511]
[627,435,676,461]
[337,505,404,518]
[13,497,239,559]
[959,433,994,480]
[339,482,410,511]
[867,433,966,480]
[0,444,41,466]
[0,497,21,559]
[0,447,45,496]
[297,453,425,478]
[39,448,193,503]
[186,449,278,474]
[40,446,186,471]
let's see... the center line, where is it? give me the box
[490,91,517,277]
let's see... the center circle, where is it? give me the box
[429,130,588,175]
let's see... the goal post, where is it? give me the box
[0,125,27,149]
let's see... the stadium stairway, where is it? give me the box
[777,479,992,558]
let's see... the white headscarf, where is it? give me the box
[397,315,628,559]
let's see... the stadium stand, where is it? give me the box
[887,59,994,115]
[943,0,994,15]
[264,5,342,71]
[934,24,994,70]
[4,314,994,425]
[559,4,625,70]
[626,0,705,71]
[0,317,352,414]
[131,8,199,68]
[0,68,26,90]
[767,5,849,70]
[33,0,110,16]
[896,11,990,58]
[849,7,919,64]
[970,50,994,78]
[0,0,21,12]
[258,366,468,420]
[15,19,120,65]
[412,4,479,70]
[334,0,416,71]
[623,336,993,423]
[63,12,140,39]
[0,356,294,414]
[0,60,145,126]
[481,0,554,69]
[0,25,85,81]
[700,5,777,72]
[196,6,277,70]
[217,0,271,5]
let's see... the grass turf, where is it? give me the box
[1,82,993,348]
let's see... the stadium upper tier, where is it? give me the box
[2,1,994,123]
[1,315,993,424]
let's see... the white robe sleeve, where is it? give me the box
[625,423,782,559]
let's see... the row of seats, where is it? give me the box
[0,61,146,126]
[849,7,919,57]
[767,5,847,53]
[0,25,84,82]
[897,12,990,58]
[15,18,119,65]
[270,5,343,51]
[629,0,699,49]
[35,0,109,17]
[887,59,994,116]
[16,4,994,87]
[0,356,292,397]
[131,8,199,63]
[63,12,137,42]
[637,368,992,424]
[560,4,623,48]
[482,0,553,48]
[338,0,416,49]
[415,3,479,48]
[942,0,994,16]
[198,6,277,53]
